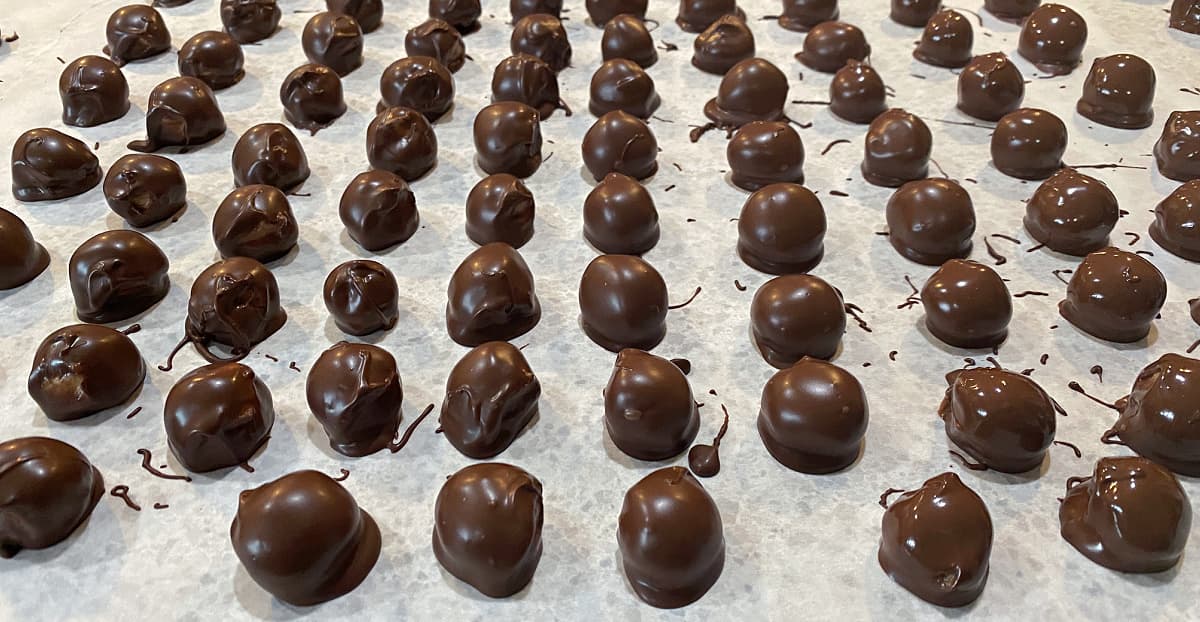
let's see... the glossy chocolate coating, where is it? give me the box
[323,260,399,336]
[618,467,724,609]
[1171,0,1200,34]
[303,12,364,77]
[913,9,972,68]
[778,0,839,32]
[1059,247,1165,343]
[280,63,347,135]
[164,362,274,472]
[584,173,659,255]
[579,254,668,352]
[1109,354,1200,476]
[231,471,381,606]
[466,174,535,248]
[154,0,195,5]
[103,5,171,66]
[28,324,145,421]
[69,230,170,323]
[446,243,541,346]
[429,0,481,33]
[602,14,657,68]
[306,342,403,456]
[491,54,566,119]
[232,123,310,193]
[1192,297,1200,326]
[921,260,1009,348]
[861,109,932,187]
[473,102,542,178]
[1151,179,1200,261]
[212,185,299,263]
[1061,457,1191,573]
[441,342,540,458]
[0,208,49,289]
[512,0,563,20]
[939,368,1054,472]
[406,19,466,73]
[957,53,1024,122]
[1024,168,1118,256]
[878,472,991,607]
[327,0,382,33]
[0,437,104,558]
[605,349,700,460]
[128,77,226,153]
[178,31,245,91]
[367,106,438,181]
[886,179,974,265]
[11,128,102,202]
[221,0,281,44]
[738,183,824,274]
[185,257,287,361]
[103,154,186,227]
[796,21,870,73]
[692,14,755,75]
[589,59,660,118]
[984,0,1039,21]
[750,274,844,367]
[512,14,571,72]
[59,55,130,127]
[378,56,455,122]
[890,0,940,27]
[339,170,419,251]
[991,108,1067,180]
[677,0,744,33]
[829,60,886,124]
[703,58,788,129]
[433,463,543,597]
[582,111,658,181]
[758,358,867,473]
[587,0,648,25]
[727,121,805,191]
[1077,54,1155,130]
[1153,111,1200,182]
[1018,3,1087,76]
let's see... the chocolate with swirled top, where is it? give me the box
[178,32,245,91]
[466,174,536,248]
[303,12,364,76]
[165,362,274,472]
[887,178,975,265]
[602,14,657,67]
[728,121,805,191]
[512,14,571,72]
[378,56,455,122]
[579,254,668,352]
[758,357,868,473]
[128,77,226,153]
[829,60,886,124]
[589,59,660,118]
[914,10,973,69]
[430,0,481,34]
[738,183,825,274]
[232,123,310,193]
[1024,168,1118,256]
[59,55,130,127]
[1018,3,1087,76]
[0,437,104,558]
[920,259,1010,349]
[984,0,1039,21]
[778,0,839,32]
[103,5,171,66]
[796,21,870,73]
[447,243,541,346]
[891,0,940,27]
[693,14,755,75]
[1107,354,1200,476]
[584,173,659,255]
[441,342,540,459]
[406,18,466,73]
[991,108,1067,180]
[586,0,648,25]
[474,102,542,178]
[1151,179,1200,261]
[280,64,347,135]
[213,185,299,263]
[306,342,403,456]
[862,109,932,187]
[1077,54,1156,130]
[1059,247,1166,343]
[750,274,844,368]
[605,348,700,460]
[185,257,287,362]
[677,0,744,33]
[11,128,102,202]
[1171,0,1200,34]
[492,54,568,119]
[339,170,419,251]
[221,0,280,44]
[582,111,658,181]
[0,208,49,290]
[69,230,170,323]
[327,0,382,33]
[1154,111,1200,182]
[512,0,562,19]
[28,324,145,421]
[103,154,187,227]
[957,52,1024,122]
[703,57,789,130]
[323,260,399,336]
[939,367,1054,472]
[367,107,438,181]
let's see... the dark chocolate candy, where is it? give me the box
[512,0,563,20]
[511,13,571,72]
[913,9,973,69]
[405,18,466,73]
[327,0,383,33]
[1153,111,1200,182]
[589,58,660,118]
[491,54,568,119]
[184,257,287,362]
[939,367,1055,472]
[465,174,536,248]
[103,5,171,66]
[306,342,403,456]
[212,185,299,263]
[991,108,1067,180]
[446,243,541,346]
[795,21,870,73]
[59,55,130,127]
[984,0,1039,21]
[1059,247,1165,343]
[758,357,868,473]
[0,207,49,289]
[921,259,1009,349]
[339,170,419,251]
[280,63,347,135]
[727,121,805,191]
[128,77,226,153]
[1018,3,1087,76]
[154,0,195,5]
[738,183,825,274]
[703,58,789,130]
[862,109,932,187]
[178,31,245,91]
[221,0,281,44]
[473,102,542,178]
[1150,179,1200,261]
[583,173,659,255]
[750,274,844,367]
[1077,54,1155,130]
[11,128,102,202]
[692,14,755,75]
[232,123,310,193]
[367,106,438,181]
[164,362,274,472]
[1108,354,1200,476]
[579,254,668,352]
[677,0,744,33]
[302,12,364,77]
[1170,0,1200,34]
[586,0,648,26]
[602,14,657,68]
[605,348,700,460]
[829,60,887,124]
[69,230,170,323]
[0,437,104,558]
[430,0,481,34]
[1024,168,1118,256]
[582,110,658,181]
[957,52,1024,122]
[778,0,839,32]
[886,178,975,265]
[378,56,455,122]
[28,324,145,421]
[890,0,941,27]
[440,342,540,458]
[323,260,399,336]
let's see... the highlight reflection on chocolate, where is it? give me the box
[795,21,870,73]
[913,9,973,69]
[511,13,571,72]
[367,106,438,181]
[583,173,660,255]
[103,5,171,66]
[758,358,868,473]
[727,121,805,191]
[104,155,187,228]
[0,207,50,289]
[69,230,170,323]
[605,348,700,460]
[323,260,399,336]
[990,108,1067,180]
[677,0,744,33]
[1170,0,1200,34]
[1077,54,1156,130]
[28,324,146,421]
[984,0,1040,21]
[213,185,299,263]
[1018,3,1087,76]
[302,12,364,77]
[1153,111,1200,182]
[221,0,281,44]
[441,342,540,458]
[891,0,941,27]
[280,64,347,135]
[306,342,403,456]
[939,367,1055,472]
[750,274,844,368]
[164,362,274,472]
[692,14,755,75]
[1059,247,1166,343]
[406,19,466,73]
[327,0,383,33]
[602,14,657,68]
[1107,353,1200,476]
[738,183,825,274]
[829,60,887,124]
[128,77,226,153]
[232,123,310,193]
[589,58,660,119]
[921,259,1010,349]
[862,109,932,187]
[957,53,1024,122]
[512,0,562,20]
[430,0,481,34]
[586,0,648,26]
[339,170,419,251]
[59,55,130,127]
[473,102,542,178]
[0,437,104,558]
[178,31,245,91]
[703,58,789,131]
[378,56,455,122]
[886,179,975,265]
[184,257,287,363]
[579,254,668,352]
[446,243,541,346]
[1024,168,1118,256]
[778,0,839,32]
[491,54,568,119]
[1150,179,1200,261]
[583,111,658,181]
[465,174,536,248]
[11,128,103,202]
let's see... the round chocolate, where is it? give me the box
[164,362,274,472]
[1024,168,1118,256]
[861,109,932,187]
[1153,111,1200,182]
[154,0,195,5]
[306,342,403,456]
[512,0,563,20]
[473,102,542,178]
[491,54,568,119]
[302,12,363,77]
[440,343,541,458]
[103,5,171,66]
[582,110,658,181]
[511,13,571,72]
[990,108,1067,180]
[692,14,755,75]
[103,154,187,227]
[727,121,805,191]
[1151,179,1200,261]
[185,257,287,362]
[339,170,419,251]
[602,14,657,68]
[605,348,700,460]
[1018,3,1087,76]
[213,185,299,263]
[886,178,975,265]
[232,123,310,193]
[579,254,668,352]
[59,55,130,127]
[327,0,383,33]
[0,207,49,289]
[11,128,102,202]
[405,18,466,73]
[1059,247,1166,343]
[1171,0,1200,34]
[367,106,438,181]
[1077,54,1156,130]
[677,0,744,33]
[758,357,868,473]
[323,259,399,336]
[128,77,226,153]
[795,21,870,73]
[778,0,839,32]
[586,0,648,25]
[920,259,1010,349]
[280,63,347,135]
[703,57,789,129]
[589,58,660,118]
[738,183,825,274]
[28,324,146,421]
[1108,354,1200,476]
[0,437,104,558]
[465,173,536,248]
[984,0,1040,21]
[829,60,887,124]
[69,230,170,323]
[890,0,941,27]
[957,52,1025,122]
[221,0,281,44]
[178,31,245,91]
[446,243,541,346]
[430,0,481,33]
[583,173,660,255]
[750,274,845,367]
[913,9,973,69]
[378,56,455,122]
[939,367,1054,472]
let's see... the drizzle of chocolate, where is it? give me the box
[670,358,692,375]
[1125,232,1141,245]
[983,238,1007,265]
[153,503,169,510]
[897,275,922,310]
[668,286,702,310]
[688,404,730,478]
[1090,365,1103,383]
[844,303,872,332]
[289,362,301,373]
[1040,353,1049,365]
[125,407,142,420]
[985,356,1002,369]
[110,485,141,511]
[1052,269,1072,285]
[332,468,350,482]
[389,403,435,453]
[878,487,904,508]
[1053,440,1082,458]
[889,351,898,361]
[1066,382,1119,411]
[820,139,850,155]
[136,449,192,482]
[123,324,142,335]
[733,279,747,291]
[1013,291,1049,298]
[949,449,989,471]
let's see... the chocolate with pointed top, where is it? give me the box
[829,60,886,124]
[589,58,660,118]
[692,14,755,75]
[914,9,973,68]
[306,342,403,456]
[584,173,660,255]
[441,343,540,458]
[602,14,657,67]
[103,5,171,66]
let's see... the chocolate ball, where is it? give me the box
[280,63,347,135]
[1171,0,1200,34]
[178,31,245,91]
[862,109,932,187]
[1154,111,1200,182]
[302,12,364,77]
[465,174,536,248]
[886,178,975,265]
[59,55,130,127]
[306,342,403,456]
[991,108,1067,180]
[605,348,700,460]
[69,230,170,323]
[727,121,805,191]
[579,254,668,352]
[378,56,455,122]
[1077,54,1156,130]
[1060,247,1166,343]
[602,14,657,68]
[1108,354,1200,476]
[446,243,541,346]
[28,324,145,421]
[11,128,102,202]
[586,0,648,25]
[589,58,660,118]
[213,185,299,263]
[677,0,744,33]
[0,437,104,558]
[829,60,887,124]
[984,0,1040,21]
[921,259,1011,349]
[103,5,171,66]
[582,111,658,181]
[0,207,49,289]
[795,21,870,73]
[128,77,226,153]
[103,155,187,227]
[405,18,466,73]
[221,0,281,44]
[891,0,941,27]
[913,9,973,69]
[511,13,571,72]
[957,52,1025,122]
[703,57,789,129]
[367,106,438,181]
[491,54,568,119]
[512,0,562,20]
[327,0,383,33]
[758,357,868,473]
[693,14,755,75]
[750,274,844,368]
[430,0,482,34]
[323,260,399,336]
[738,183,825,274]
[232,123,310,193]
[164,362,274,472]
[1151,179,1200,261]
[441,343,541,458]
[339,170,419,251]
[940,367,1055,472]
[778,0,839,32]
[184,257,287,362]
[1018,3,1087,76]
[1024,168,1118,256]
[583,173,660,255]
[473,102,542,178]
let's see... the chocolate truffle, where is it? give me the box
[11,128,102,202]
[184,257,287,362]
[795,21,870,73]
[232,123,310,193]
[703,58,789,130]
[327,0,382,33]
[306,342,403,456]
[1107,354,1200,476]
[231,471,381,606]
[920,259,1009,349]
[778,0,839,32]
[738,183,825,274]
[430,0,481,34]
[602,14,657,68]
[583,173,660,255]
[28,324,145,421]
[1018,3,1087,76]
[913,10,973,68]
[1059,247,1166,343]
[984,0,1039,21]
[491,54,568,119]
[221,0,281,44]
[378,56,455,122]
[1024,168,1118,256]
[441,342,540,458]
[1077,54,1155,130]
[213,185,299,263]
[280,63,347,135]
[589,59,660,118]
[758,358,867,473]
[891,0,940,27]
[878,472,992,607]
[367,106,438,181]
[59,55,130,127]
[1153,111,1200,182]
[69,230,170,323]
[605,349,700,460]
[1060,457,1191,573]
[727,121,805,191]
[677,0,744,33]
[693,14,755,75]
[466,174,536,248]
[103,5,171,66]
[339,170,419,251]
[512,0,563,20]
[0,437,104,558]
[618,467,725,608]
[940,367,1055,472]
[582,111,658,181]
[154,0,195,6]
[323,260,399,336]
[750,274,844,368]
[862,109,932,187]
[128,77,226,153]
[303,12,364,77]
[164,362,274,472]
[178,31,245,91]
[828,60,886,124]
[446,243,541,346]
[473,102,542,178]
[512,14,571,72]
[957,53,1025,122]
[0,208,49,289]
[579,254,668,351]
[1171,0,1200,34]
[433,463,543,597]
[1151,180,1200,261]
[886,179,975,265]
[991,108,1067,180]
[405,18,466,73]
[587,0,648,25]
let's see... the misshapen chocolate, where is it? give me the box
[302,12,364,76]
[738,183,825,274]
[280,64,347,135]
[473,102,542,178]
[1150,179,1200,261]
[1059,247,1165,343]
[367,106,438,181]
[465,174,536,248]
[750,274,844,368]
[429,0,481,34]
[939,368,1056,472]
[584,173,660,255]
[178,31,245,91]
[1153,110,1200,182]
[339,170,419,251]
[511,13,571,72]
[1106,354,1200,476]
[605,349,700,461]
[957,53,1024,122]
[378,56,455,122]
[579,254,668,352]
[582,110,658,181]
[692,14,755,75]
[103,5,171,66]
[406,19,466,73]
[1018,3,1087,76]
[183,257,287,363]
[0,437,104,558]
[829,60,887,124]
[920,259,1009,349]
[991,108,1067,180]
[0,208,49,289]
[221,0,281,44]
[69,230,170,323]
[727,121,805,191]
[128,77,226,153]
[602,14,657,68]
[1170,0,1200,34]
[232,123,310,193]
[441,342,540,458]
[1077,54,1156,130]
[589,59,660,118]
[862,109,932,187]
[795,21,870,73]
[1024,168,1118,256]
[212,185,299,263]
[758,358,868,473]
[28,324,145,421]
[446,243,541,346]
[11,128,102,202]
[327,0,383,33]
[164,362,274,472]
[59,55,130,127]
[306,342,403,456]
[491,54,569,119]
[323,260,399,336]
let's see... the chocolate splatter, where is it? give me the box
[949,450,989,471]
[878,487,905,508]
[1089,365,1103,383]
[671,358,692,375]
[820,139,850,156]
[1013,290,1049,298]
[983,238,1007,265]
[668,287,702,310]
[110,485,141,511]
[844,303,872,332]
[332,468,350,482]
[136,449,192,482]
[125,406,142,420]
[1053,440,1082,458]
[1067,382,1120,411]
[389,403,435,453]
[734,279,747,291]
